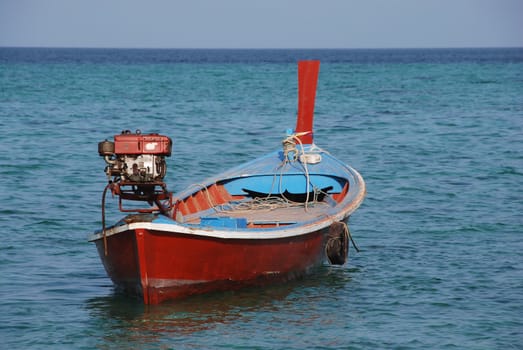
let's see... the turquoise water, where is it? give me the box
[1,48,522,349]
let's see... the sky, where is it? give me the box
[0,0,522,49]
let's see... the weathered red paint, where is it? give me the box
[135,229,149,302]
[95,230,142,296]
[91,60,366,305]
[95,227,328,304]
[295,60,320,144]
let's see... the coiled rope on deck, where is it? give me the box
[179,133,330,217]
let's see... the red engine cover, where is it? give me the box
[114,133,172,156]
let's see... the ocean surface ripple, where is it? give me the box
[1,48,522,349]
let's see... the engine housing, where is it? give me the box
[99,130,172,183]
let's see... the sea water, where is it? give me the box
[0,48,522,349]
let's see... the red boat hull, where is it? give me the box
[94,227,329,304]
[91,61,367,304]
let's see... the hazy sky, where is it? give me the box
[1,0,522,48]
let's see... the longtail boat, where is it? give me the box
[89,61,366,304]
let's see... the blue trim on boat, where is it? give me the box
[201,217,248,229]
[222,173,344,196]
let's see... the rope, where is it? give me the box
[186,183,218,212]
[220,196,307,214]
[177,133,324,218]
[101,183,111,256]
[281,132,314,210]
[342,221,360,253]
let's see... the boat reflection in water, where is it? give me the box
[85,265,357,347]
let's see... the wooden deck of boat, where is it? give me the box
[203,201,332,226]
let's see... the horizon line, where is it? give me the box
[2,45,523,51]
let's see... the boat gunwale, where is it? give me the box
[171,147,352,201]
[88,164,365,242]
